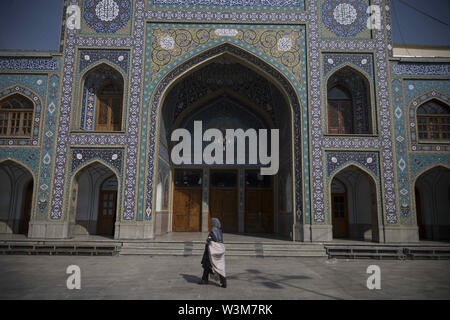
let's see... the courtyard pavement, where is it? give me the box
[0,255,449,300]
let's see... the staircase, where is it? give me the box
[325,245,406,260]
[119,241,327,258]
[404,246,450,260]
[325,244,450,260]
[2,238,449,260]
[0,241,120,256]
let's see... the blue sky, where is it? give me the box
[0,0,449,51]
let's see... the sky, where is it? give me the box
[0,0,449,51]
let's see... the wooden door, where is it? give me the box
[96,82,122,132]
[244,171,273,234]
[209,189,238,233]
[328,100,354,134]
[96,97,122,131]
[172,170,202,232]
[209,170,238,233]
[172,188,202,232]
[331,193,348,238]
[245,190,274,233]
[20,180,33,235]
[415,187,425,239]
[97,190,117,236]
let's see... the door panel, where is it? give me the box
[328,100,354,134]
[173,188,189,232]
[261,189,274,233]
[96,98,109,131]
[209,170,238,233]
[188,189,202,232]
[173,188,202,232]
[97,190,117,236]
[209,188,238,233]
[331,193,348,238]
[245,189,274,233]
[245,189,262,233]
[244,171,274,234]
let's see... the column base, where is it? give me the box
[28,221,70,239]
[115,221,154,239]
[383,225,419,243]
[154,211,170,236]
[293,223,315,242]
[310,224,333,242]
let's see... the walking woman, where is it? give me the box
[199,218,227,288]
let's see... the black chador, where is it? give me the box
[199,218,227,288]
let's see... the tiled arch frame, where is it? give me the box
[0,85,44,146]
[326,161,383,233]
[74,59,129,132]
[65,156,123,225]
[410,162,450,229]
[142,41,306,226]
[325,151,383,226]
[408,90,450,152]
[0,157,38,231]
[322,60,377,136]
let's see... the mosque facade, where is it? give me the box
[0,0,449,242]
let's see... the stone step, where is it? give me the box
[408,254,450,260]
[119,241,327,257]
[119,247,327,257]
[121,244,324,251]
[329,252,406,260]
[0,242,119,256]
[122,241,323,248]
[325,245,450,260]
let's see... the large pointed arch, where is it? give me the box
[0,159,35,236]
[68,160,120,237]
[143,42,304,240]
[413,164,450,241]
[328,163,381,242]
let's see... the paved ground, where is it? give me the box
[0,255,449,300]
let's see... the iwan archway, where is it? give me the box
[148,44,303,240]
[68,161,119,238]
[0,160,34,236]
[414,165,450,241]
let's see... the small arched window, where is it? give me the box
[0,94,34,137]
[327,66,372,135]
[96,82,123,132]
[80,64,124,132]
[417,99,450,141]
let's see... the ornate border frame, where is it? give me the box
[142,41,306,226]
